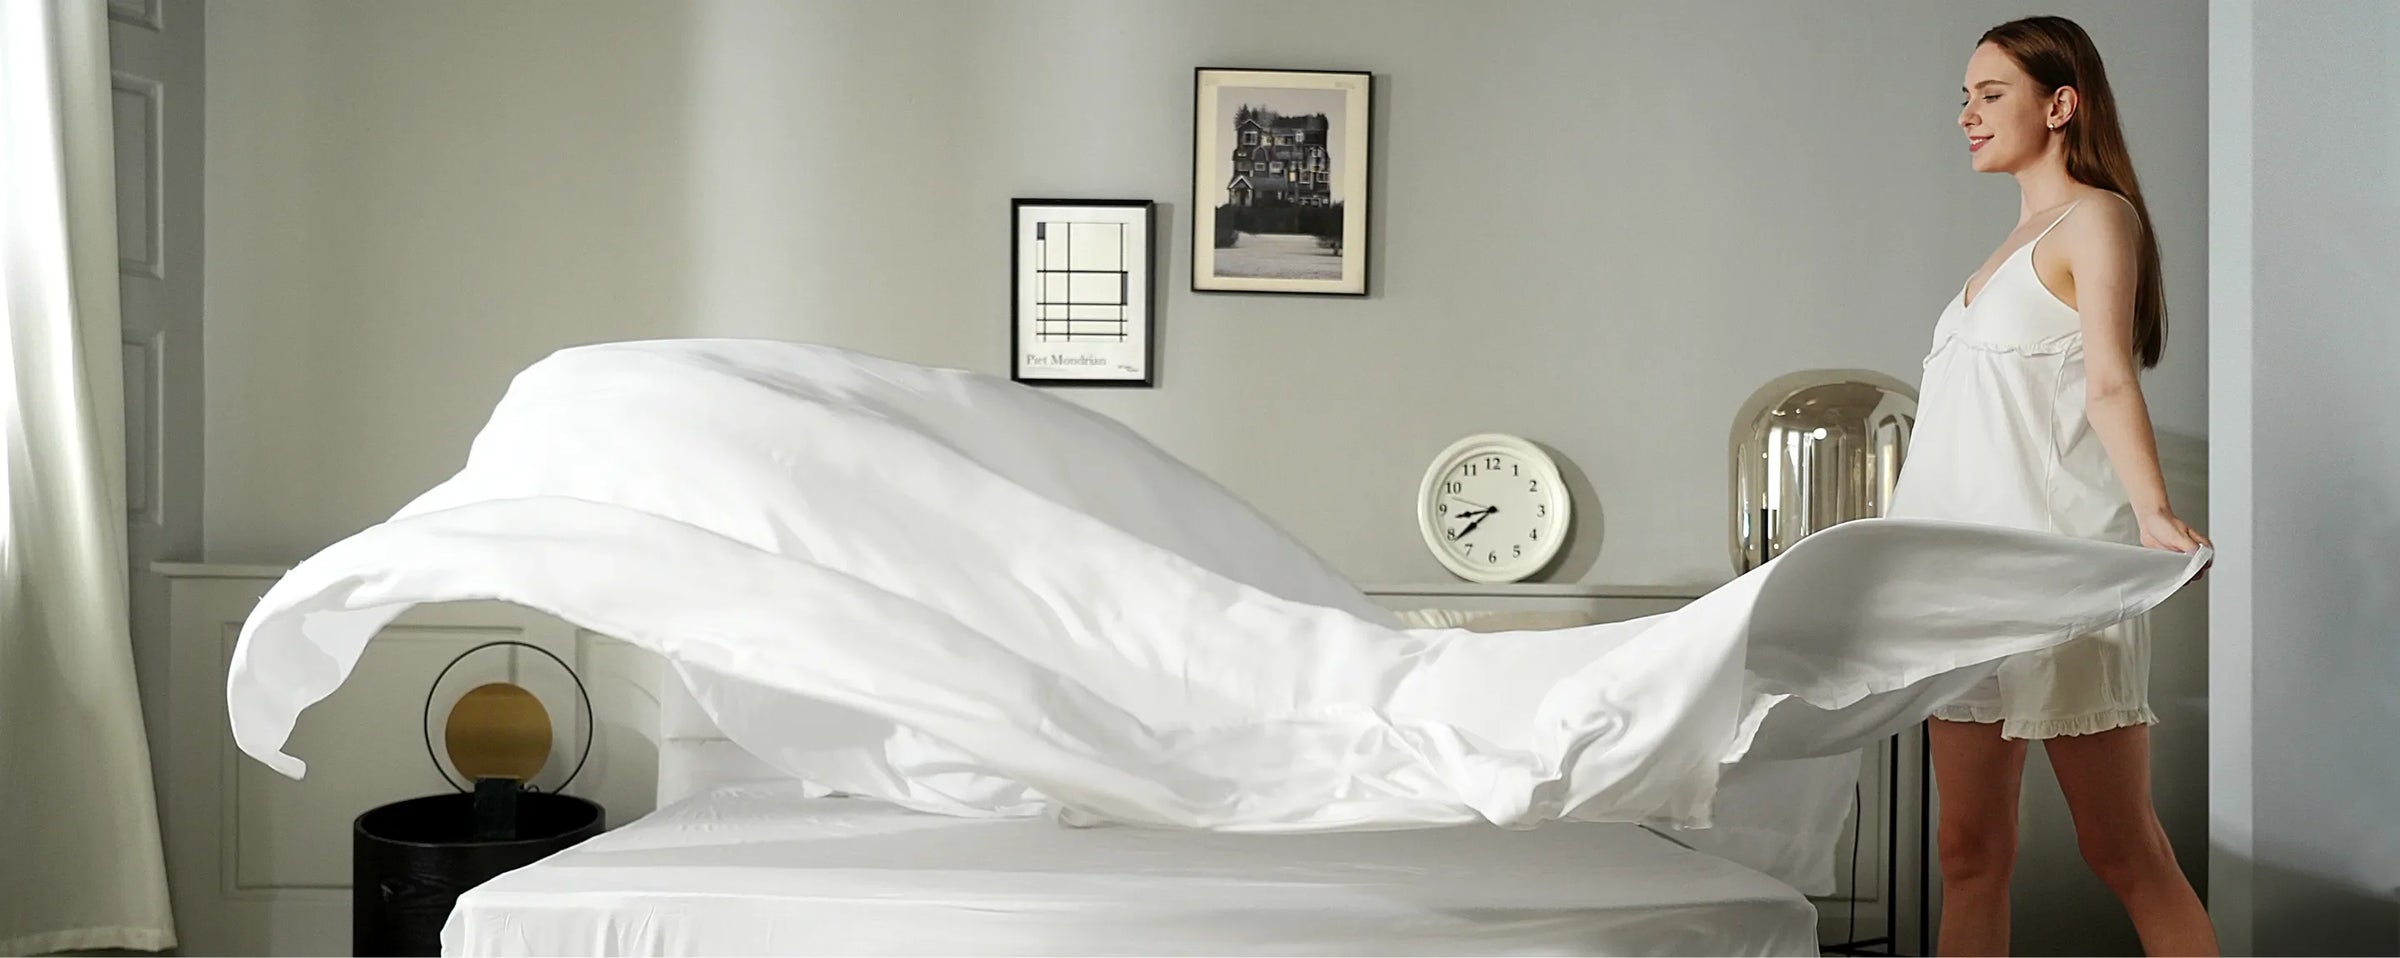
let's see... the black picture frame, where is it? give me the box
[1191,67,1373,296]
[1010,198,1158,387]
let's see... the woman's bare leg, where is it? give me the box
[1931,718,2030,956]
[2044,724,2219,956]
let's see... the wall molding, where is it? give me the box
[108,72,166,280]
[107,0,162,32]
[121,332,165,524]
[1360,581,1710,600]
[154,561,291,579]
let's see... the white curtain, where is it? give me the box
[0,0,177,952]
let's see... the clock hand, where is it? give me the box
[1455,508,1496,539]
[1445,505,1495,535]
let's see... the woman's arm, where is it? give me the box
[2053,195,2211,556]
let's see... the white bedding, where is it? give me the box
[224,339,2209,882]
[442,783,1823,957]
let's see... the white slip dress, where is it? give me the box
[1886,201,2159,739]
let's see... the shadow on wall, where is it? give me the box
[2243,857,2400,955]
[1535,436,1605,582]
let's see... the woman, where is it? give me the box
[1885,15,2218,956]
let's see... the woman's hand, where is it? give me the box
[2138,507,2213,577]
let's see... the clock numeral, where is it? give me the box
[1436,503,1448,516]
[1445,528,1458,541]
[1537,503,1547,518]
[1486,456,1501,469]
[1512,463,1520,476]
[1446,481,1463,494]
[1529,527,1539,540]
[1464,463,1478,477]
[1513,544,1523,558]
[1486,550,1497,563]
[1529,479,1539,493]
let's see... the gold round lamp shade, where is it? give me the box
[443,683,553,783]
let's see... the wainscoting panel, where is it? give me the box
[162,568,665,957]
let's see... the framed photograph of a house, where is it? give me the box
[1011,198,1157,387]
[1192,68,1372,295]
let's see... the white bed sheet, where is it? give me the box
[443,783,1820,957]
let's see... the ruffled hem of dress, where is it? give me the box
[1930,705,2158,740]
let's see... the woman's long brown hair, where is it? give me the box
[1980,16,2167,368]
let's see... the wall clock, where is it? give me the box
[1416,433,1571,583]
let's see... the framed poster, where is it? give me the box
[1011,198,1157,387]
[1191,67,1372,296]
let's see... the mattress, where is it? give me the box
[443,782,1820,957]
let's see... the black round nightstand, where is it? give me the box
[352,791,604,957]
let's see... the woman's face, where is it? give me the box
[1958,42,2056,174]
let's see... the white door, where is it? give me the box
[107,0,204,805]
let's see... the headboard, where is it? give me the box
[652,583,1706,807]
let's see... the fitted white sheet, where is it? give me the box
[442,783,1821,957]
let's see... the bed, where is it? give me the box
[440,781,1819,957]
[224,340,2197,956]
[439,611,1826,957]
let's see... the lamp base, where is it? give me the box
[471,777,521,841]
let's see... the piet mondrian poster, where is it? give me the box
[1011,199,1156,387]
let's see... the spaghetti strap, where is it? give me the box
[1962,201,2085,309]
[2031,201,2081,245]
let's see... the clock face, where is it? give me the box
[1418,435,1571,583]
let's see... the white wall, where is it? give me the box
[202,0,2209,589]
[2210,1,2400,953]
[2208,3,2256,950]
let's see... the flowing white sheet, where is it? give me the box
[226,339,2208,842]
